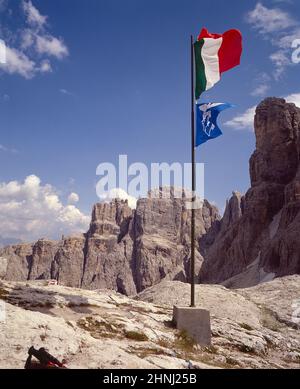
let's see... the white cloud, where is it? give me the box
[270,50,291,79]
[251,73,271,97]
[21,29,35,50]
[247,2,296,34]
[0,45,53,77]
[225,106,256,130]
[0,45,35,78]
[225,93,300,131]
[60,88,74,97]
[0,175,90,242]
[251,84,270,97]
[99,188,137,209]
[36,34,68,59]
[23,0,47,28]
[0,1,68,79]
[247,3,300,78]
[285,93,300,107]
[67,192,79,204]
[277,28,300,49]
[39,59,52,73]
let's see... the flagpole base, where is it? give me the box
[172,306,211,346]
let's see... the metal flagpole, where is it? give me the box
[190,34,196,308]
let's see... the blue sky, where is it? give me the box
[1,0,300,242]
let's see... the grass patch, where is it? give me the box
[225,356,241,367]
[239,323,254,331]
[118,303,154,315]
[77,316,124,340]
[203,345,219,354]
[158,335,234,369]
[0,288,8,300]
[133,347,168,358]
[164,320,176,329]
[77,315,150,342]
[157,338,172,349]
[260,307,282,332]
[174,330,196,353]
[237,344,256,354]
[125,331,148,342]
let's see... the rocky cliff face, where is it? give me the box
[200,98,300,286]
[0,188,220,295]
[2,98,299,291]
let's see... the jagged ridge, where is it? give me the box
[0,188,220,295]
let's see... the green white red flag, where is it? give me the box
[194,28,243,99]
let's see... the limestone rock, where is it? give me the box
[137,276,300,367]
[220,191,244,233]
[81,199,136,294]
[29,239,58,280]
[0,191,220,295]
[132,188,220,292]
[51,236,86,288]
[0,257,8,279]
[0,276,299,369]
[1,243,33,281]
[200,98,300,286]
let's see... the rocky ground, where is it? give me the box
[0,276,299,369]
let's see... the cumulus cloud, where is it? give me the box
[23,0,47,28]
[36,34,68,59]
[247,2,296,34]
[247,2,300,79]
[225,107,256,130]
[39,59,52,73]
[2,45,35,79]
[251,84,270,97]
[99,188,137,209]
[21,29,35,50]
[270,50,292,79]
[285,93,300,107]
[0,1,68,78]
[67,192,79,204]
[251,73,271,97]
[225,93,300,131]
[0,175,90,242]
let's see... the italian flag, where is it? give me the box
[194,28,243,99]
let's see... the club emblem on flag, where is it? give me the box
[200,104,217,136]
[196,102,233,147]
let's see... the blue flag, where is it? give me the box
[196,102,233,147]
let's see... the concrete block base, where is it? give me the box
[173,306,211,346]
